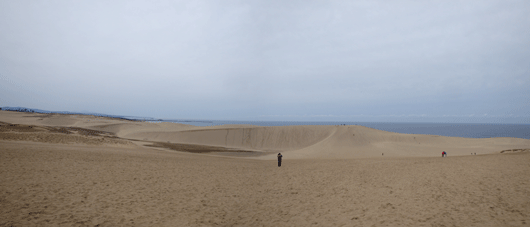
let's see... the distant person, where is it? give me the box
[277,153,283,167]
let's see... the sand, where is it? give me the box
[1,110,530,226]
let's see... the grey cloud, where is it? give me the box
[1,0,529,122]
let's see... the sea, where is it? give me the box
[152,120,530,140]
[1,107,529,140]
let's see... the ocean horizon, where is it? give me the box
[2,107,529,139]
[153,119,530,140]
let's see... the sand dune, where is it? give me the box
[1,141,529,226]
[123,123,530,160]
[0,122,134,147]
[1,111,529,159]
[125,125,335,152]
[281,125,530,159]
[1,110,530,226]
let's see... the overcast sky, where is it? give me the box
[1,0,529,123]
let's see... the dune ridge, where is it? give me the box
[1,110,529,159]
[125,125,336,152]
[121,123,530,159]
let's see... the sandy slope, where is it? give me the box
[280,125,530,159]
[1,141,529,226]
[122,123,530,159]
[124,125,335,152]
[2,111,529,159]
[1,110,530,226]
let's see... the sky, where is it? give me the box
[1,0,529,123]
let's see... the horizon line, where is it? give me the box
[1,106,528,125]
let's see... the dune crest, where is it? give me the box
[1,110,529,159]
[125,125,336,152]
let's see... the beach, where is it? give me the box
[1,111,530,226]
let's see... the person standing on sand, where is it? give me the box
[277,153,283,167]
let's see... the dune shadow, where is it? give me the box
[144,141,269,157]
